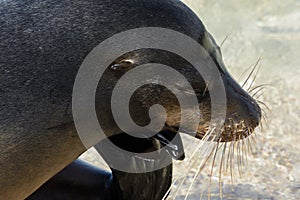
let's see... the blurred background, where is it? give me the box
[81,0,300,199]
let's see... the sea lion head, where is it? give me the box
[101,30,262,143]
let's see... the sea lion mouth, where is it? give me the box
[195,120,257,142]
[166,116,260,143]
[162,67,262,143]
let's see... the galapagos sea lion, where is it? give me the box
[0,0,261,199]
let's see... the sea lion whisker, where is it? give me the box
[164,159,196,199]
[162,181,174,200]
[259,108,268,123]
[196,128,216,160]
[168,130,215,199]
[180,143,216,200]
[219,141,227,198]
[220,35,230,47]
[230,135,236,186]
[207,140,220,200]
[242,57,261,88]
[260,107,267,116]
[202,126,217,142]
[261,114,269,127]
[263,109,270,122]
[242,136,248,165]
[252,90,265,102]
[186,139,210,167]
[246,73,257,93]
[224,142,230,171]
[183,156,209,200]
[246,129,254,154]
[202,136,218,159]
[180,136,197,161]
[217,143,225,151]
[259,120,264,132]
[250,133,257,147]
[162,137,202,200]
[241,135,247,162]
[240,137,244,167]
[251,87,265,98]
[210,140,221,179]
[255,94,265,102]
[163,182,175,200]
[202,144,218,200]
[226,142,233,176]
[248,83,271,93]
[202,131,212,143]
[240,139,244,176]
[238,63,255,82]
[200,189,205,200]
[237,135,242,178]
[246,139,251,156]
[182,133,218,199]
[234,139,239,171]
[247,61,262,92]
[256,100,271,111]
[165,143,204,199]
[252,89,265,101]
[240,138,244,173]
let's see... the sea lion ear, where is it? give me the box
[110,59,134,70]
[110,59,135,78]
[154,131,185,161]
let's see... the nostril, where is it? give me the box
[253,117,260,127]
[238,95,261,128]
[249,102,261,127]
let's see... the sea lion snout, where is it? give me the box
[187,30,262,142]
[220,74,262,142]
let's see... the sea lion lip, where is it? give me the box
[172,116,260,142]
[196,123,257,142]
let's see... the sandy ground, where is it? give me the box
[80,0,300,199]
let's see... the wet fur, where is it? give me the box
[0,0,207,199]
[0,0,261,199]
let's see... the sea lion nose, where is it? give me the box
[248,100,261,127]
[224,75,262,129]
